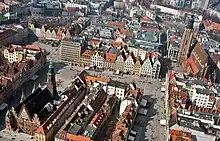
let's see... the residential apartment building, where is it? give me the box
[133,60,141,76]
[107,80,128,100]
[80,50,93,67]
[124,56,134,74]
[184,82,216,109]
[193,88,215,108]
[3,46,24,63]
[3,45,42,63]
[90,52,104,69]
[140,58,152,77]
[115,55,124,73]
[104,48,117,70]
[152,59,161,79]
[168,45,179,63]
[60,40,81,66]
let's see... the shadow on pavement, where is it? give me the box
[0,61,67,131]
[131,95,158,141]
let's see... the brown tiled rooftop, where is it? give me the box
[169,129,192,141]
[82,50,93,57]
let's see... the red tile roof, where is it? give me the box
[170,129,192,141]
[88,39,100,45]
[82,50,93,57]
[107,21,126,28]
[151,52,159,58]
[4,0,19,5]
[141,16,153,22]
[212,22,220,31]
[85,76,109,85]
[203,20,212,27]
[120,28,126,35]
[25,45,42,51]
[146,52,150,57]
[184,56,199,75]
[106,53,116,63]
[112,41,122,47]
[169,71,176,84]
[56,28,62,40]
[90,113,105,127]
[66,134,92,141]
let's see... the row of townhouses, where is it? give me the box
[60,39,162,78]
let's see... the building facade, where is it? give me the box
[152,59,161,79]
[115,55,124,73]
[60,40,81,66]
[107,80,128,100]
[3,46,24,63]
[168,46,179,63]
[124,56,134,74]
[90,52,104,69]
[80,50,93,67]
[133,60,141,76]
[140,58,152,77]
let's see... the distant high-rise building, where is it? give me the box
[178,15,195,65]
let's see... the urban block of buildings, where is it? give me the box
[0,44,46,105]
[5,69,144,141]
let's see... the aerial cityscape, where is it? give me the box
[0,0,220,141]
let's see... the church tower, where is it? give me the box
[178,15,195,65]
[47,61,57,97]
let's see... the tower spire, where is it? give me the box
[47,60,58,98]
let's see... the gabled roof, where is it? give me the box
[15,87,52,121]
[86,75,109,84]
[82,50,93,57]
[184,56,199,75]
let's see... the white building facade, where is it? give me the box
[123,56,134,74]
[152,59,161,79]
[140,58,152,77]
[90,52,104,69]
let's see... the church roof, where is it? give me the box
[15,87,53,122]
